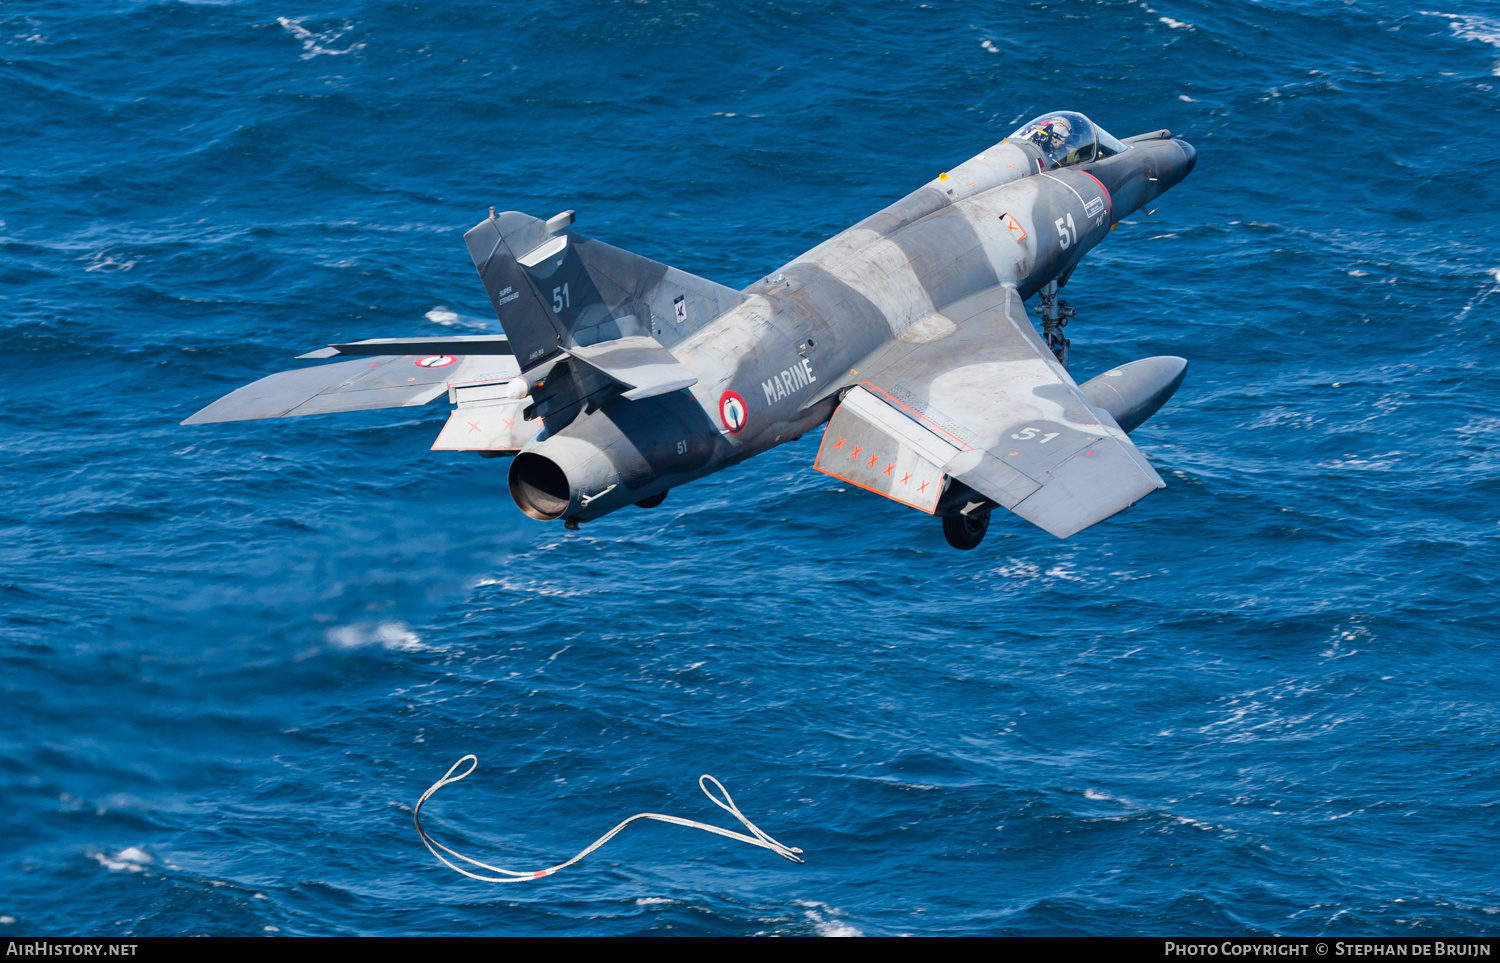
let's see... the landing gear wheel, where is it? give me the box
[634,490,668,509]
[942,510,990,550]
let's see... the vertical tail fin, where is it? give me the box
[465,210,747,372]
[464,212,569,369]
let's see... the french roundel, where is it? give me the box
[415,355,457,368]
[719,390,748,434]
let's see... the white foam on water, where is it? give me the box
[84,251,137,273]
[0,916,15,924]
[92,846,152,873]
[814,920,863,937]
[1455,415,1500,437]
[1422,11,1500,73]
[425,306,460,326]
[993,558,1043,582]
[326,620,426,652]
[980,39,999,53]
[1178,94,1197,101]
[796,900,863,937]
[1044,564,1087,583]
[1318,452,1407,471]
[1160,16,1192,30]
[636,897,675,905]
[277,17,365,60]
[474,574,597,598]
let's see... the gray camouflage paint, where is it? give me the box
[498,125,1195,536]
[185,118,1196,540]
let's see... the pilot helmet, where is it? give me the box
[1046,116,1073,149]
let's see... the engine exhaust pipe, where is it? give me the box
[508,452,572,520]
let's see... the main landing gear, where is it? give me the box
[942,509,991,550]
[1034,280,1075,366]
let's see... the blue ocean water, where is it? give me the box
[3,0,1499,937]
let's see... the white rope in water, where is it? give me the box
[414,755,805,882]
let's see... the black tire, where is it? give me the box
[942,510,990,550]
[634,490,669,509]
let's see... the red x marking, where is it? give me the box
[834,437,845,450]
[918,480,928,493]
[901,472,912,485]
[867,453,880,468]
[467,420,481,433]
[501,418,514,430]
[851,445,863,459]
[883,462,894,476]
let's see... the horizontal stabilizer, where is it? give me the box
[564,336,698,401]
[183,353,520,425]
[298,335,513,359]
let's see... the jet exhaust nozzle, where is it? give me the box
[509,452,573,520]
[507,433,639,522]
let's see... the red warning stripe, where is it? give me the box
[1080,170,1114,223]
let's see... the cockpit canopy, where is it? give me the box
[1006,111,1128,169]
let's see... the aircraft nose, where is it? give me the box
[1177,139,1197,178]
[1160,138,1196,192]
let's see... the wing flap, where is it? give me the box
[814,386,957,514]
[430,399,539,452]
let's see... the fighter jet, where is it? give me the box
[186,111,1196,550]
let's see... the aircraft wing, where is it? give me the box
[182,353,521,425]
[297,335,512,359]
[812,286,1163,538]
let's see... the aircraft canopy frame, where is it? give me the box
[1007,111,1128,169]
